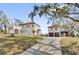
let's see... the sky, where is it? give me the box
[0,3,48,34]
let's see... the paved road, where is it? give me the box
[21,37,62,55]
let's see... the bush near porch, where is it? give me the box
[60,37,79,55]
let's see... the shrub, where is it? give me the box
[0,49,7,55]
[60,37,79,55]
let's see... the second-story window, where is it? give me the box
[51,28,53,31]
[26,25,28,28]
[55,27,57,30]
[29,24,30,27]
[22,25,24,28]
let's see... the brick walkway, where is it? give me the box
[21,37,62,55]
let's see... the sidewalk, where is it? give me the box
[21,37,62,55]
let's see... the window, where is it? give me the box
[54,32,59,37]
[51,28,53,30]
[26,25,28,28]
[22,25,25,28]
[29,24,30,27]
[55,28,57,30]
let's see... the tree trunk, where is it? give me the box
[4,24,7,34]
[33,32,34,36]
[10,33,15,37]
[32,31,35,36]
[31,18,35,36]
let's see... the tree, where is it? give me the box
[32,29,35,36]
[29,3,79,24]
[28,3,79,37]
[14,18,24,24]
[2,15,9,34]
[0,10,9,34]
[28,7,36,36]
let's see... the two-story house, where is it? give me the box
[8,21,41,36]
[19,21,41,36]
[48,24,69,37]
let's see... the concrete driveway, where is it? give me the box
[21,37,62,55]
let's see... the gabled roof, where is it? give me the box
[48,24,60,28]
[19,21,40,27]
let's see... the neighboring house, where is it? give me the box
[8,21,41,36]
[48,24,69,37]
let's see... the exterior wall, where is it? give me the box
[7,24,21,34]
[48,27,69,37]
[34,24,41,35]
[48,27,61,33]
[20,28,32,35]
[13,25,21,34]
[48,27,60,37]
[7,22,41,36]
